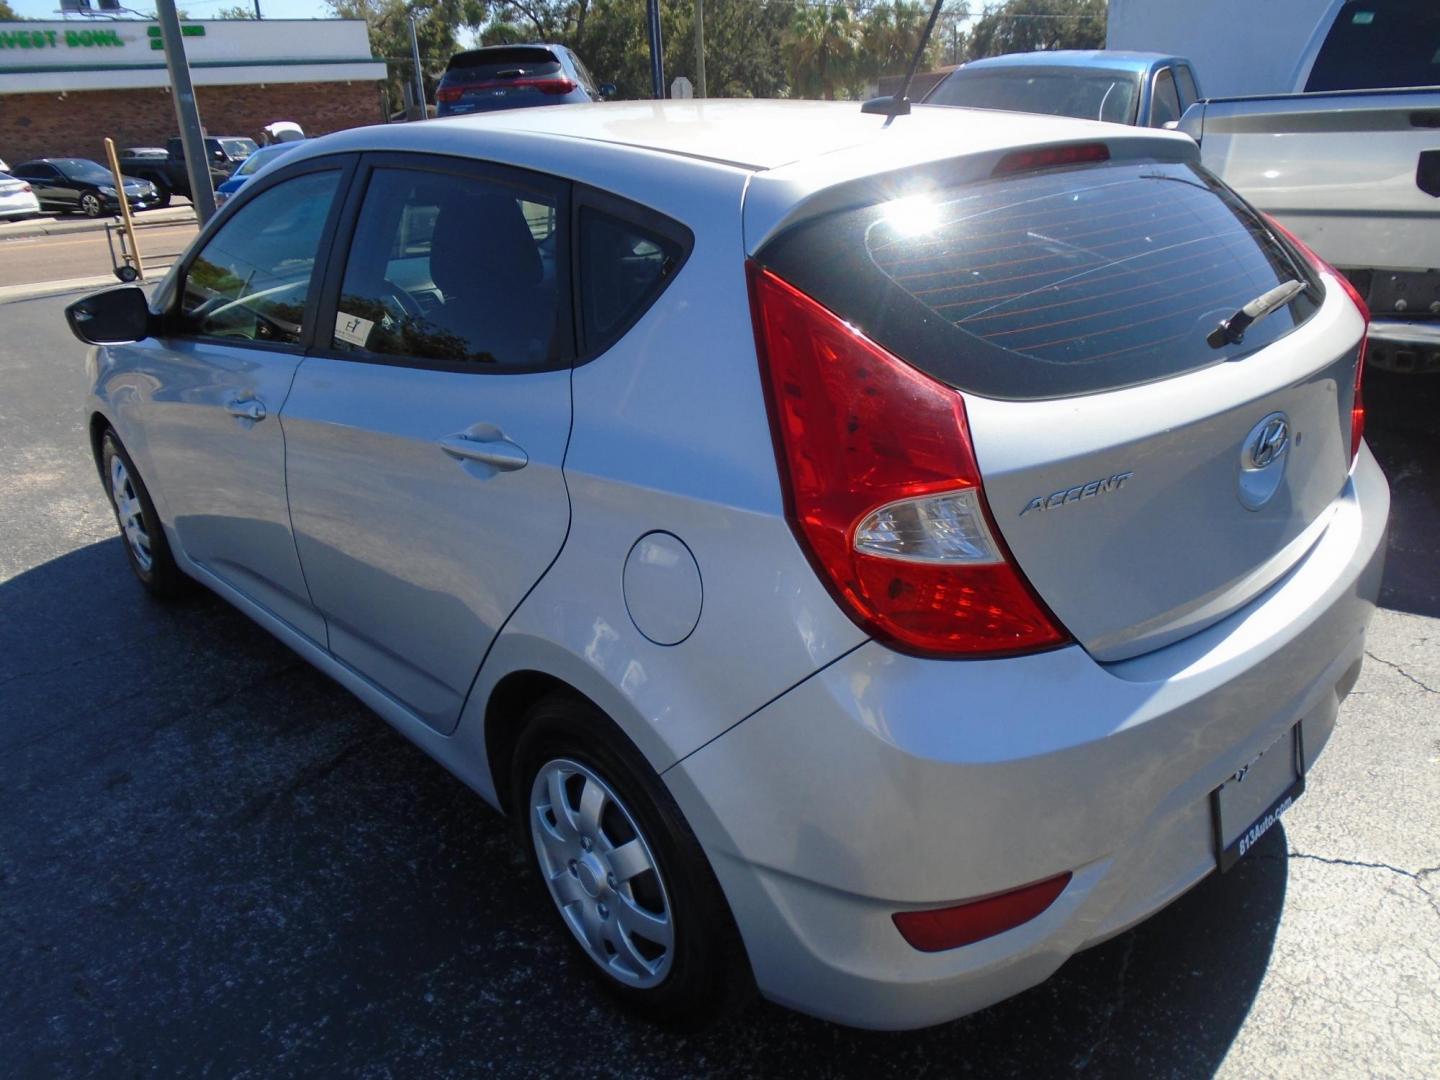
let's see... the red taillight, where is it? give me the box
[440,76,577,101]
[992,142,1109,176]
[747,262,1069,658]
[1263,215,1368,464]
[893,873,1072,952]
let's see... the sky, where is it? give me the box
[10,0,337,18]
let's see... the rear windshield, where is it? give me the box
[926,68,1140,125]
[444,47,560,82]
[1306,1,1440,91]
[757,160,1320,401]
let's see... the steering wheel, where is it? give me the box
[380,280,426,321]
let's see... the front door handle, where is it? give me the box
[439,433,528,472]
[225,397,266,422]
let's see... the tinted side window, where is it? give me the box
[332,166,564,369]
[1150,69,1182,126]
[167,138,183,159]
[579,207,684,353]
[1174,65,1199,107]
[178,170,339,345]
[1306,0,1440,91]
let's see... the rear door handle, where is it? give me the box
[439,433,528,472]
[225,397,266,422]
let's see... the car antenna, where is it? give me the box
[861,0,947,121]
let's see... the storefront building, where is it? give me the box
[0,19,386,165]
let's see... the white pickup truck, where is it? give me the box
[1178,0,1440,372]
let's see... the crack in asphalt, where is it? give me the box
[1290,851,1440,920]
[1364,650,1439,695]
[1071,931,1137,1072]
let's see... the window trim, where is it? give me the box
[161,153,358,356]
[570,183,695,366]
[308,150,576,376]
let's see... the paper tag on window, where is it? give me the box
[334,311,374,348]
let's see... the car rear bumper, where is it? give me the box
[665,443,1388,1030]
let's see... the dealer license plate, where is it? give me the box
[1211,724,1305,872]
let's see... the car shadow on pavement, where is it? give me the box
[1365,367,1440,619]
[1,540,1290,1077]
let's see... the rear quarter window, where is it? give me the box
[757,160,1319,400]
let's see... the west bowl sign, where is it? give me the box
[0,26,132,50]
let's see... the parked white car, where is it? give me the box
[0,171,41,220]
[66,100,1385,1030]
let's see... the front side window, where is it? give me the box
[178,169,339,345]
[330,166,565,369]
[1150,70,1182,127]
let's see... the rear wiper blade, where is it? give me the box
[1207,279,1307,349]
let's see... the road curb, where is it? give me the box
[0,207,197,241]
[0,274,137,304]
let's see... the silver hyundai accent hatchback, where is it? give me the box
[68,100,1387,1030]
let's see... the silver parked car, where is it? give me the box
[66,100,1387,1030]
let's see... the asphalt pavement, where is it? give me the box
[1,293,1436,1078]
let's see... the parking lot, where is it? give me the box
[1,285,1436,1076]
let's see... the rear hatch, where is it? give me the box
[754,150,1364,661]
[438,47,574,112]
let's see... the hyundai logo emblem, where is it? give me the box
[1238,412,1291,511]
[1248,415,1290,469]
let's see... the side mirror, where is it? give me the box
[1162,120,1180,131]
[66,286,152,345]
[599,83,617,99]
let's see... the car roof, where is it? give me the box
[303,99,1186,173]
[960,51,1183,74]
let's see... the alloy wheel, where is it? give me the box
[109,454,153,571]
[530,758,674,987]
[81,193,103,217]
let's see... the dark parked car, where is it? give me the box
[9,158,160,218]
[924,51,1203,129]
[119,136,258,207]
[435,44,613,117]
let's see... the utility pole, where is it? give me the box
[253,0,262,18]
[155,0,215,225]
[409,16,427,120]
[646,0,665,99]
[693,0,706,98]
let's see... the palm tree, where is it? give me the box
[782,4,862,100]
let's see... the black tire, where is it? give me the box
[151,185,172,210]
[512,693,750,1027]
[80,191,104,218]
[99,429,188,599]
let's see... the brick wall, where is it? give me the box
[0,81,384,165]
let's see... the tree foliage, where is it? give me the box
[965,0,1106,60]
[0,1,18,21]
[217,4,258,17]
[324,0,1104,109]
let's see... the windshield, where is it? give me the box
[220,139,258,160]
[53,159,115,184]
[236,146,288,177]
[757,161,1318,400]
[1306,0,1440,91]
[927,67,1141,125]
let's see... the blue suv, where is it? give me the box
[435,44,612,117]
